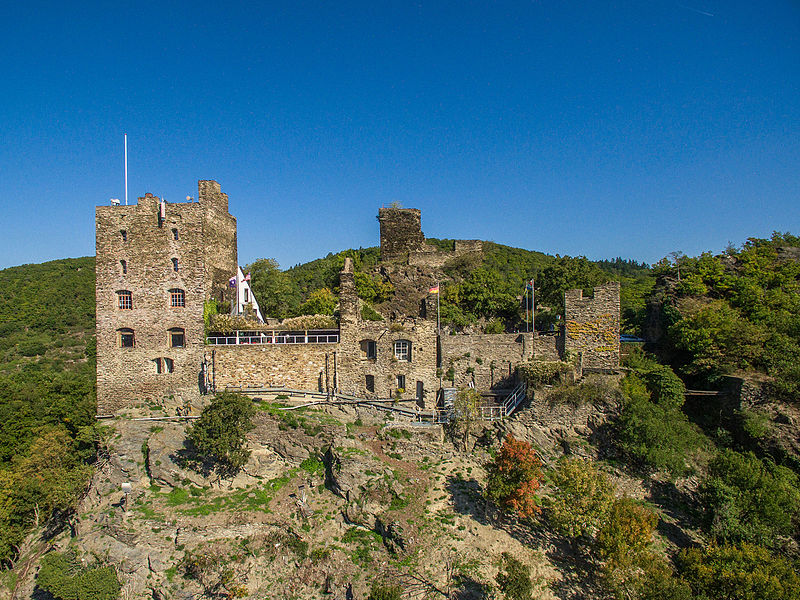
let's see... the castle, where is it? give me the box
[96,181,620,415]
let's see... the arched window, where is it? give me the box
[117,290,132,310]
[120,260,127,274]
[118,328,135,348]
[171,258,179,272]
[170,288,185,308]
[168,327,185,348]
[360,339,377,360]
[393,339,411,362]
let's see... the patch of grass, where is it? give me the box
[300,456,325,477]
[389,494,410,511]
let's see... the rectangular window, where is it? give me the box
[244,288,249,302]
[172,228,179,240]
[120,230,127,242]
[164,357,174,373]
[154,358,162,374]
[120,260,127,274]
[118,291,132,310]
[360,340,377,360]
[170,330,185,348]
[396,374,406,391]
[394,340,410,362]
[119,331,134,347]
[172,258,179,272]
[170,289,185,307]
[365,374,375,392]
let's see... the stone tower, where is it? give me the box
[95,181,237,415]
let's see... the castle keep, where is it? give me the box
[96,181,620,415]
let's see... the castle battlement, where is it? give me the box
[96,180,619,415]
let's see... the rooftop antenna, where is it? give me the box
[124,133,128,205]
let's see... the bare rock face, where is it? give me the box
[324,439,402,530]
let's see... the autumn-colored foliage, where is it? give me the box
[486,435,543,519]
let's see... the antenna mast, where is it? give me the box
[124,134,128,205]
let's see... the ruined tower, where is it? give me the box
[95,181,237,415]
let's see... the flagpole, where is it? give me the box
[436,280,440,333]
[124,133,128,206]
[524,286,528,333]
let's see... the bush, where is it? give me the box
[368,580,402,600]
[486,435,543,519]
[37,550,121,600]
[495,552,533,600]
[188,393,256,475]
[699,449,800,546]
[545,458,614,541]
[615,374,707,476]
[678,542,800,600]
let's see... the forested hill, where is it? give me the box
[247,241,654,333]
[0,257,98,560]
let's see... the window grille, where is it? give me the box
[170,289,185,307]
[117,290,132,310]
[393,340,411,362]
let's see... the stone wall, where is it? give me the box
[199,181,238,302]
[564,281,620,371]
[96,183,237,415]
[211,344,335,391]
[379,208,425,261]
[337,259,439,405]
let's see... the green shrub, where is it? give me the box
[361,304,384,321]
[37,550,121,600]
[615,374,706,476]
[700,449,800,546]
[678,542,800,600]
[545,458,614,541]
[495,552,533,600]
[187,393,256,475]
[369,580,402,600]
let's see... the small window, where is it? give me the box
[154,358,162,374]
[172,228,179,241]
[171,258,179,272]
[170,288,185,308]
[365,374,375,392]
[117,290,132,310]
[120,230,127,242]
[393,340,411,362]
[118,328,135,348]
[360,339,377,360]
[244,288,249,303]
[169,328,185,348]
[120,260,127,274]
[396,374,406,391]
[164,357,174,373]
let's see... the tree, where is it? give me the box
[545,457,614,541]
[594,499,685,600]
[486,435,543,519]
[247,258,298,318]
[187,393,256,476]
[36,550,121,600]
[298,287,337,316]
[496,552,533,600]
[699,449,800,546]
[678,542,800,600]
[448,388,482,451]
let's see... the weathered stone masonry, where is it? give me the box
[96,181,236,415]
[96,181,620,415]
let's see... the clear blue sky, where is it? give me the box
[1,1,798,270]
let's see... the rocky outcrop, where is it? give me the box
[325,439,403,531]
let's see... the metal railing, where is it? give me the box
[207,329,340,345]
